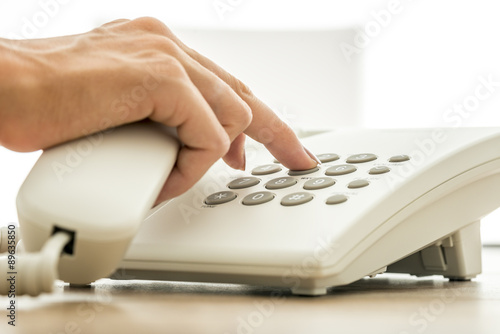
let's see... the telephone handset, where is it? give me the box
[16,121,179,285]
[16,124,500,295]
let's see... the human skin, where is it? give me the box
[0,17,318,203]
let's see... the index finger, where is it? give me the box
[163,30,318,170]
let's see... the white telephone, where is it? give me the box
[13,123,500,296]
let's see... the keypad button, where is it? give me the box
[389,154,410,162]
[242,191,275,206]
[288,166,320,176]
[369,166,391,175]
[346,153,377,163]
[204,191,237,205]
[303,177,336,190]
[251,164,282,175]
[281,192,314,206]
[317,153,340,163]
[325,164,357,176]
[265,177,297,190]
[326,194,348,205]
[347,179,370,189]
[227,177,260,189]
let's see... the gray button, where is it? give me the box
[317,153,340,163]
[326,194,348,205]
[281,192,314,206]
[251,164,282,175]
[265,177,297,189]
[389,154,410,162]
[347,179,370,189]
[303,177,335,190]
[346,153,377,163]
[204,191,237,205]
[227,177,260,189]
[325,164,357,176]
[369,166,390,175]
[288,166,320,176]
[242,191,275,206]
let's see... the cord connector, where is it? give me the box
[1,231,71,296]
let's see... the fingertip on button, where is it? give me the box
[288,166,320,176]
[303,146,322,166]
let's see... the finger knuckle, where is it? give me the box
[151,55,188,80]
[238,101,253,128]
[130,17,169,35]
[211,82,253,129]
[137,35,182,61]
[211,131,231,156]
[231,76,254,100]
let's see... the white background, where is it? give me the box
[1,0,499,243]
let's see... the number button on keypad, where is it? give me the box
[227,177,260,189]
[325,164,357,176]
[303,177,335,190]
[288,166,320,176]
[252,164,282,175]
[346,153,377,163]
[317,153,340,163]
[265,177,297,190]
[242,191,275,206]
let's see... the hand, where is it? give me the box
[0,17,318,202]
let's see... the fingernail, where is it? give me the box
[303,146,321,165]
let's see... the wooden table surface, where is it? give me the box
[3,247,500,334]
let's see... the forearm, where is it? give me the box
[0,39,41,151]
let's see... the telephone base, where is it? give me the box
[110,128,500,296]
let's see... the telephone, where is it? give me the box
[14,123,500,296]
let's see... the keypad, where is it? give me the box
[203,151,411,207]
